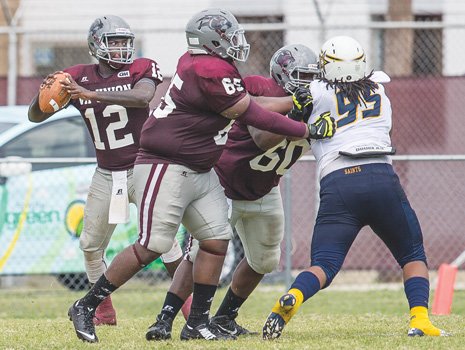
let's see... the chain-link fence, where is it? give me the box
[1,1,465,290]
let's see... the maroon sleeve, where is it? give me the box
[237,99,307,138]
[131,58,163,86]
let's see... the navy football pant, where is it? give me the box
[311,163,427,286]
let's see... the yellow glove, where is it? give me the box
[308,111,336,139]
[288,87,313,123]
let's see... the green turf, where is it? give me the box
[1,284,464,349]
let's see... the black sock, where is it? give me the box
[215,287,246,317]
[80,274,117,309]
[187,283,217,326]
[160,292,184,319]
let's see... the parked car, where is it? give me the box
[0,106,242,289]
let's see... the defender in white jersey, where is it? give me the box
[309,73,393,180]
[263,36,448,339]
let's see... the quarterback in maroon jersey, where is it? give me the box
[145,44,322,340]
[28,15,184,337]
[63,9,335,343]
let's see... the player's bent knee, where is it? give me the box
[78,230,109,252]
[133,242,164,267]
[250,254,280,275]
[199,239,229,256]
[322,277,334,289]
[398,256,427,268]
[185,238,199,263]
[83,250,105,261]
[161,240,183,263]
[142,236,175,256]
[312,263,339,288]
[78,231,94,251]
[247,245,281,274]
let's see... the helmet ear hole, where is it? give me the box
[212,40,221,48]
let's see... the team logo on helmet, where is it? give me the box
[89,19,104,44]
[196,15,232,33]
[274,49,295,73]
[89,19,104,36]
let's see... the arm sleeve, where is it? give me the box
[236,99,307,138]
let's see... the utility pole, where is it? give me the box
[385,0,414,77]
[0,0,19,76]
[0,0,21,105]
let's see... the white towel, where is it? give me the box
[227,198,233,220]
[108,170,129,224]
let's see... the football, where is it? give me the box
[38,72,71,113]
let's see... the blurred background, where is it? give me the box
[0,0,465,292]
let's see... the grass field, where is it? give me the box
[1,280,464,349]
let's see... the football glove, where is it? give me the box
[288,87,313,123]
[308,111,336,139]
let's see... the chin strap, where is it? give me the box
[107,60,123,70]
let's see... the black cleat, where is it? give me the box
[68,300,98,343]
[263,293,297,340]
[210,313,257,337]
[146,313,173,341]
[180,322,237,341]
[262,312,286,340]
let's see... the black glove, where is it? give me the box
[288,87,313,123]
[308,111,336,139]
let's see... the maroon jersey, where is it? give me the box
[136,52,246,172]
[215,75,310,200]
[64,58,162,170]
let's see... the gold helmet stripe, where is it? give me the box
[325,52,365,62]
